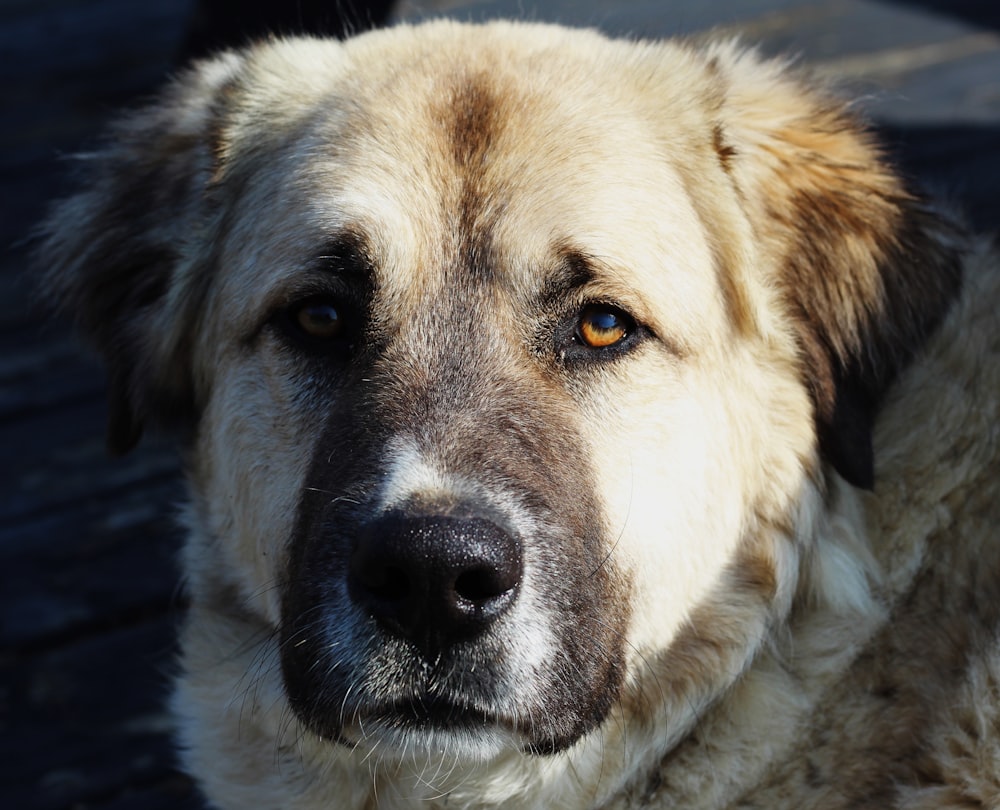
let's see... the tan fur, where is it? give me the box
[39,20,999,810]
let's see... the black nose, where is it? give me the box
[348,511,522,655]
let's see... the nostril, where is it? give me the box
[454,565,514,604]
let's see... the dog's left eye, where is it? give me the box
[577,304,632,349]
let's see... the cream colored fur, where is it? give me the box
[40,20,1000,810]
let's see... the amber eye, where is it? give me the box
[577,304,630,348]
[293,299,344,340]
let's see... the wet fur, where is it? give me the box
[39,20,1000,810]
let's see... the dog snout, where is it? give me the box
[348,511,522,655]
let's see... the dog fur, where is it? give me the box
[40,20,1000,809]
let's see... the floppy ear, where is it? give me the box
[711,45,963,488]
[37,53,246,454]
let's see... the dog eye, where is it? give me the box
[294,299,344,340]
[577,304,631,349]
[276,296,356,355]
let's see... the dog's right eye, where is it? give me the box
[295,299,344,340]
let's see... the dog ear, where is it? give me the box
[711,46,963,488]
[37,53,246,454]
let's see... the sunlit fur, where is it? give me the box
[40,20,999,810]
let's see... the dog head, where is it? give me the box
[40,20,961,782]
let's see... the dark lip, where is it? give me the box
[360,694,503,733]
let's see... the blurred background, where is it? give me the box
[1,1,997,808]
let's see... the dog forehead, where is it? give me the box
[297,45,718,319]
[213,25,725,341]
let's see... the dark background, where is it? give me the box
[1,1,997,808]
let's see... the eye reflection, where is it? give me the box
[294,300,343,340]
[577,304,630,348]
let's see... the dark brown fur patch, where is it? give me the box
[781,185,961,487]
[536,246,597,311]
[712,122,737,173]
[733,544,779,599]
[437,73,509,284]
[758,106,963,487]
[447,75,500,171]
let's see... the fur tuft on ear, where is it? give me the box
[37,53,246,454]
[710,44,964,488]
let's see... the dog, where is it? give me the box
[39,19,1000,809]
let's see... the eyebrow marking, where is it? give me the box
[311,228,376,279]
[538,248,597,308]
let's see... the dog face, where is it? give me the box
[191,36,754,755]
[40,20,960,800]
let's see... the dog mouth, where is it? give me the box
[358,695,502,733]
[331,692,531,754]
